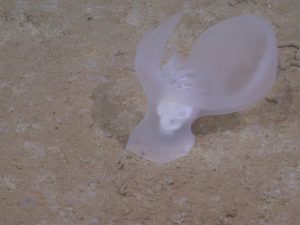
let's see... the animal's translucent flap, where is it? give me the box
[189,15,278,114]
[134,11,182,101]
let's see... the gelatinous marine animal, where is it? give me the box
[126,11,278,163]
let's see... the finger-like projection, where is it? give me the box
[126,11,278,164]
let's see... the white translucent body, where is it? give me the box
[126,11,278,163]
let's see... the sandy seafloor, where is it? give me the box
[0,0,299,224]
